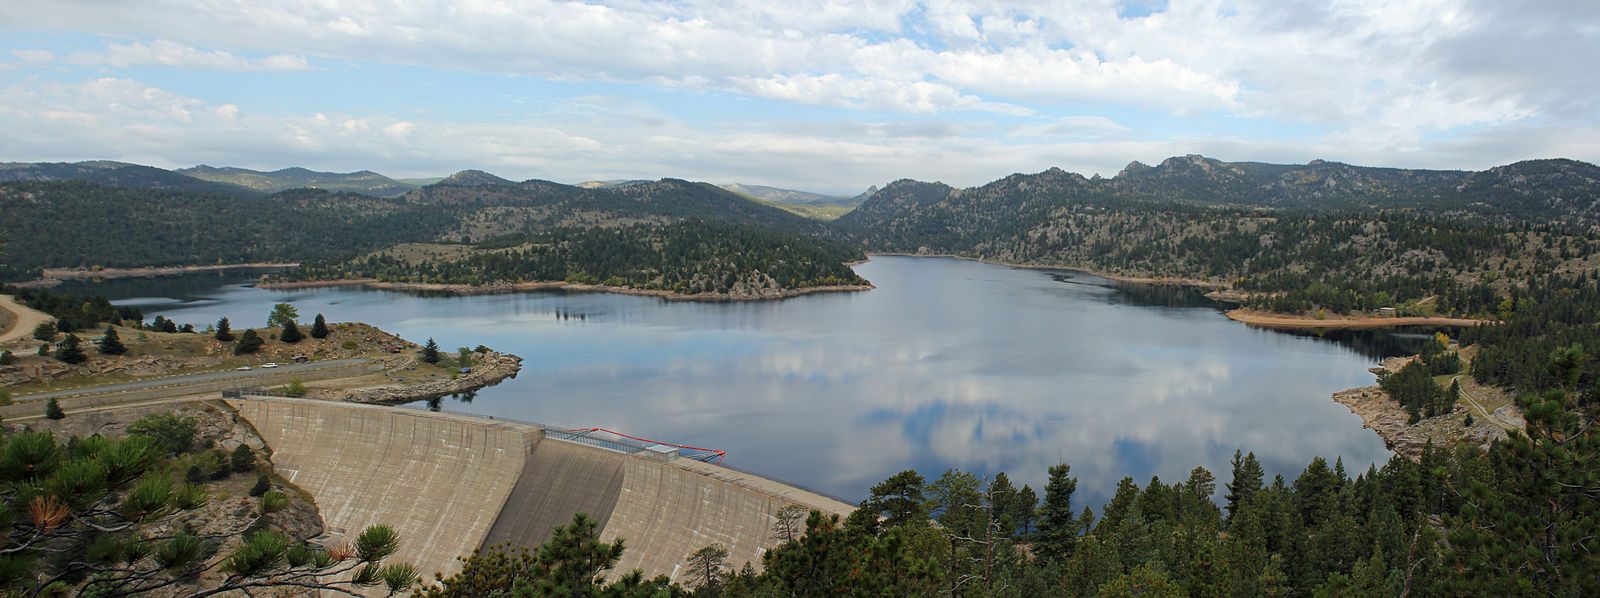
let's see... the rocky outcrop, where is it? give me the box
[320,351,523,405]
[1332,386,1507,461]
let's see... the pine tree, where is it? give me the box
[32,321,57,342]
[54,333,87,364]
[44,398,65,419]
[97,325,126,355]
[684,543,730,589]
[866,470,927,530]
[1225,450,1265,522]
[234,329,264,355]
[280,320,304,344]
[988,472,1019,536]
[310,314,330,339]
[1013,484,1039,536]
[421,338,441,364]
[215,316,234,342]
[1035,463,1079,562]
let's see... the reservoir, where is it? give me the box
[74,255,1406,507]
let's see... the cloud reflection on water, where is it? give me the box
[129,256,1398,508]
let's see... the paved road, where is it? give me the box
[18,358,372,400]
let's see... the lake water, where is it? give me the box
[68,256,1411,507]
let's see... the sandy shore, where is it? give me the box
[0,295,54,344]
[1225,308,1489,330]
[257,278,875,302]
[865,252,1226,288]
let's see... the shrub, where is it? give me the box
[249,474,272,497]
[231,444,256,473]
[127,413,199,455]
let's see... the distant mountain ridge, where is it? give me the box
[837,155,1600,242]
[0,161,263,198]
[177,165,418,197]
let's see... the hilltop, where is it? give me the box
[0,161,262,198]
[177,165,418,197]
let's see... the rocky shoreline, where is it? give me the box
[1330,356,1511,460]
[256,278,875,302]
[319,350,524,405]
[1228,308,1489,330]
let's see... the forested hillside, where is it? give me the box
[837,156,1600,317]
[177,165,417,197]
[403,175,833,240]
[276,219,866,295]
[0,174,863,290]
[0,181,451,279]
[0,161,262,198]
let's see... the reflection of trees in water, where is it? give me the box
[1274,327,1442,361]
[52,268,283,302]
[1060,273,1443,361]
[424,391,476,412]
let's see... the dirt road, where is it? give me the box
[0,295,53,344]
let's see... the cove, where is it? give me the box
[90,255,1406,508]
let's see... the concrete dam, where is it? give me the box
[230,397,854,582]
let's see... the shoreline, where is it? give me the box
[322,351,525,405]
[1225,308,1489,330]
[864,252,1226,288]
[256,278,875,302]
[17,263,299,288]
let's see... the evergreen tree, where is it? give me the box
[44,398,65,419]
[234,329,264,354]
[925,468,983,537]
[684,543,730,590]
[267,302,299,328]
[97,325,126,355]
[1225,450,1265,522]
[310,313,330,338]
[231,444,256,473]
[280,320,304,344]
[1035,463,1079,562]
[866,470,927,530]
[1013,484,1039,536]
[0,350,12,365]
[32,321,57,341]
[54,333,87,364]
[215,316,234,341]
[989,472,1019,536]
[421,338,442,364]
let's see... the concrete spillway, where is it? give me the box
[232,398,853,582]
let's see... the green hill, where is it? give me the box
[177,165,418,197]
[0,161,262,198]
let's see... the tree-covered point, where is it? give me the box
[3,285,141,331]
[0,181,455,279]
[276,219,869,295]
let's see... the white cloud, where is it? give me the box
[27,40,312,72]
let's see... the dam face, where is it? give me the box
[232,398,853,582]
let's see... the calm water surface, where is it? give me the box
[80,256,1406,507]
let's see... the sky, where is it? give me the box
[1,1,1597,195]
